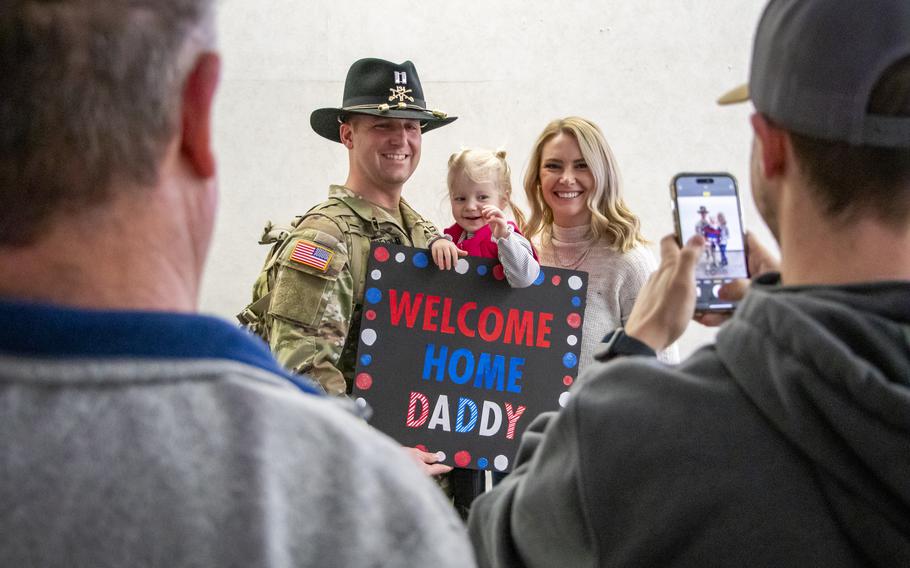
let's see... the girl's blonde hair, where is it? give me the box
[522,117,645,252]
[447,148,528,232]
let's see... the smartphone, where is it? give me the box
[670,173,749,312]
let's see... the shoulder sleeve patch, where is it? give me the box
[278,220,347,277]
[289,240,334,272]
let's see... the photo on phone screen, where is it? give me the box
[672,173,748,311]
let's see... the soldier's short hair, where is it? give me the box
[0,0,216,246]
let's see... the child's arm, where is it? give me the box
[495,228,541,288]
[482,205,511,241]
[482,205,540,288]
[429,235,466,270]
[483,206,540,288]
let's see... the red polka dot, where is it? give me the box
[563,375,574,386]
[373,247,390,262]
[355,373,373,391]
[551,275,562,286]
[454,451,472,468]
[365,310,377,321]
[492,265,505,280]
[567,313,582,328]
[415,444,428,452]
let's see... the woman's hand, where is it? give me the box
[430,238,466,270]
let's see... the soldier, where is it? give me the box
[240,58,463,481]
[695,205,718,268]
[241,58,456,397]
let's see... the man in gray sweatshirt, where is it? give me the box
[469,0,910,566]
[0,2,474,566]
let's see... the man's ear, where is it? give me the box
[750,113,789,180]
[181,52,221,178]
[339,120,354,149]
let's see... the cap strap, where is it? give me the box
[341,103,448,119]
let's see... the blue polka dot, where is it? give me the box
[365,287,382,304]
[476,265,488,276]
[360,354,372,366]
[477,457,489,469]
[571,296,582,307]
[412,252,429,268]
[562,352,578,369]
[533,269,545,286]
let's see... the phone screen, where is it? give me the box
[672,174,748,311]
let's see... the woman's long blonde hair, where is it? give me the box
[447,148,528,232]
[523,117,645,252]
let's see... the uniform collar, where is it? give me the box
[328,184,376,220]
[328,184,421,236]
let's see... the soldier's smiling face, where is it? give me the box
[343,114,422,192]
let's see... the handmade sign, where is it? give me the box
[352,243,587,472]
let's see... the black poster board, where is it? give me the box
[352,243,587,472]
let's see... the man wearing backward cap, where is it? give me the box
[469,0,910,565]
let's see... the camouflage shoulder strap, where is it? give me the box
[236,217,305,337]
[329,196,382,304]
[236,199,378,338]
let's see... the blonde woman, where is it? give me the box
[524,117,677,367]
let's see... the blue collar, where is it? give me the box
[0,299,322,396]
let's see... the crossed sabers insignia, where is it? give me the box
[389,86,415,103]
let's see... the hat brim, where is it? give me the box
[310,107,458,143]
[717,83,750,105]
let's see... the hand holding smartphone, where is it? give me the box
[671,173,749,313]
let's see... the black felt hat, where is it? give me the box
[310,58,457,143]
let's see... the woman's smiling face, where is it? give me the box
[538,132,593,226]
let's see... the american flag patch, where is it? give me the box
[290,240,334,272]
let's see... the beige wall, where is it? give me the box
[204,0,773,358]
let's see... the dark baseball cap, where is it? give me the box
[718,0,910,148]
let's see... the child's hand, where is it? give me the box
[482,205,509,240]
[431,238,467,270]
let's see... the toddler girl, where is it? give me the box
[429,148,540,518]
[430,149,540,288]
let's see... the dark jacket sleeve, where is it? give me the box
[468,404,596,568]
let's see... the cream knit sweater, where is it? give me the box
[538,224,678,371]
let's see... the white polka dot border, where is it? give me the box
[559,391,572,407]
[370,269,382,280]
[568,275,584,290]
[567,335,578,346]
[355,397,368,408]
[493,455,509,471]
[436,451,446,463]
[395,252,406,263]
[454,258,470,274]
[361,328,377,346]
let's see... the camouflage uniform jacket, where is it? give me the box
[246,185,438,396]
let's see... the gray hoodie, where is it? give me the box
[469,275,910,567]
